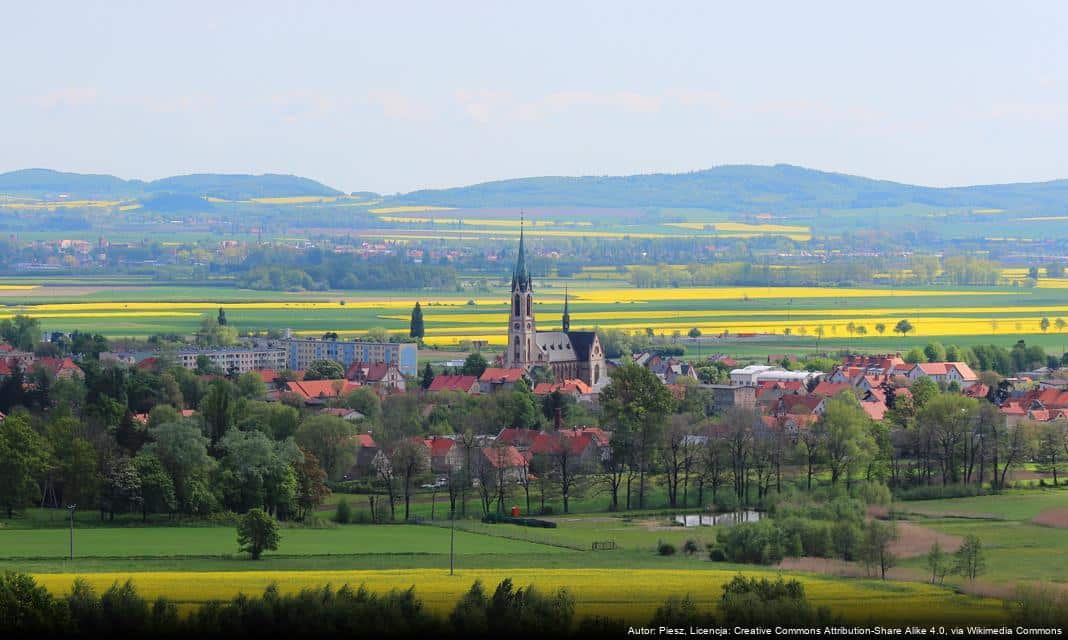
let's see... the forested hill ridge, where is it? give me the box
[7,164,1068,214]
[0,168,344,200]
[390,164,1068,214]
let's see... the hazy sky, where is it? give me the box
[4,1,1067,193]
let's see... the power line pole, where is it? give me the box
[67,504,77,561]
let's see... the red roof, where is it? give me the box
[780,394,822,413]
[136,357,160,371]
[530,431,596,456]
[532,379,593,396]
[285,379,360,399]
[427,375,479,393]
[0,358,13,376]
[0,343,12,352]
[479,368,526,384]
[497,427,539,447]
[860,401,887,421]
[812,381,852,397]
[255,368,281,383]
[481,445,527,468]
[355,433,377,448]
[429,437,454,457]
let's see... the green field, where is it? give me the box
[4,276,1068,357]
[896,489,1068,586]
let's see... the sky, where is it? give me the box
[4,1,1068,194]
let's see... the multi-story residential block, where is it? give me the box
[281,338,417,376]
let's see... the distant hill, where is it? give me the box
[389,164,1068,214]
[0,168,342,200]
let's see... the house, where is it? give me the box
[427,375,480,394]
[318,407,365,421]
[532,378,595,399]
[478,367,527,393]
[346,361,406,392]
[480,445,528,483]
[705,384,757,411]
[427,436,464,473]
[903,362,978,389]
[811,381,853,397]
[285,379,361,405]
[35,356,84,379]
[729,365,819,387]
[344,433,380,479]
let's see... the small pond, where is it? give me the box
[673,510,763,527]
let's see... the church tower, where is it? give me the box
[562,286,570,332]
[506,217,537,368]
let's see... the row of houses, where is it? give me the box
[427,367,597,401]
[344,426,612,482]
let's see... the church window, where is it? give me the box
[526,295,531,316]
[513,295,520,316]
[594,364,600,383]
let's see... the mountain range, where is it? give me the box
[3,165,1068,214]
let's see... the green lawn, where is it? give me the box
[896,489,1068,585]
[0,523,572,559]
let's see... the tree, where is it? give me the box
[294,449,329,521]
[927,540,951,585]
[392,440,430,520]
[904,347,926,364]
[131,453,176,521]
[874,323,886,335]
[0,414,53,517]
[688,327,701,339]
[409,302,425,339]
[303,360,345,381]
[816,393,875,486]
[894,319,914,337]
[859,519,898,579]
[599,362,675,509]
[461,353,488,377]
[421,362,436,390]
[217,307,227,326]
[295,415,357,481]
[0,314,41,350]
[1056,318,1067,333]
[923,342,946,363]
[235,372,267,399]
[954,534,986,581]
[142,420,215,516]
[1040,317,1051,333]
[237,508,280,559]
[200,379,234,444]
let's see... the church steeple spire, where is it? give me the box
[562,285,570,332]
[511,212,531,291]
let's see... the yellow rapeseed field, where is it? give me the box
[0,284,41,290]
[31,569,1005,624]
[570,286,1013,302]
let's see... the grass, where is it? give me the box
[0,523,570,559]
[896,488,1068,585]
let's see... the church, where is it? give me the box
[503,225,607,389]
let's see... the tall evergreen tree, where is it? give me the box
[217,307,227,326]
[421,362,436,390]
[409,302,425,339]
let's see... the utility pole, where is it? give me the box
[67,504,77,561]
[449,504,456,576]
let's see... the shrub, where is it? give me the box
[683,539,699,556]
[335,498,352,524]
[707,545,727,562]
[657,542,677,556]
[856,481,892,506]
[719,575,833,626]
[717,520,785,565]
[832,520,861,561]
[649,594,715,627]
